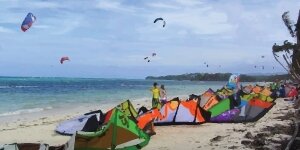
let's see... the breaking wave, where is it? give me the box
[0,85,39,89]
[0,107,52,117]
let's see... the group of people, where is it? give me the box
[277,82,300,117]
[271,80,300,115]
[148,80,300,109]
[150,82,167,109]
[274,80,300,99]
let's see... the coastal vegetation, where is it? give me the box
[146,73,291,82]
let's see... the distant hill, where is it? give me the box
[145,73,291,82]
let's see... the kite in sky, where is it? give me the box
[154,18,166,27]
[21,13,36,32]
[60,56,70,64]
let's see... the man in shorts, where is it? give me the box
[151,82,161,109]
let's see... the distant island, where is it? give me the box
[145,73,291,82]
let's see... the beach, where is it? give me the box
[0,97,295,149]
[0,0,299,149]
[145,98,294,150]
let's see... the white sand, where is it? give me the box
[0,100,151,146]
[0,98,294,149]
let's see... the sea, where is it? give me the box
[0,77,228,117]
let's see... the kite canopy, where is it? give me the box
[0,143,64,150]
[252,86,262,94]
[136,108,161,130]
[210,108,240,123]
[56,100,138,136]
[232,99,275,123]
[56,110,103,135]
[68,108,150,150]
[242,85,253,94]
[208,77,276,123]
[153,97,211,125]
[200,89,220,110]
[114,100,139,119]
[60,56,70,64]
[21,13,36,32]
[208,98,234,118]
[216,87,234,99]
[154,18,166,27]
[209,94,275,123]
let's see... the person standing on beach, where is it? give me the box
[151,82,161,109]
[279,84,286,98]
[160,85,167,104]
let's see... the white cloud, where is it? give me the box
[51,19,81,35]
[208,0,300,44]
[175,0,203,7]
[141,5,235,35]
[27,1,60,9]
[0,26,14,33]
[266,30,295,43]
[96,1,135,13]
[33,25,51,29]
[147,3,180,9]
[37,11,85,35]
[0,12,23,24]
[177,30,188,36]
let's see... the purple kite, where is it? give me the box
[210,108,240,123]
[60,56,70,64]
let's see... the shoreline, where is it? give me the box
[0,94,190,124]
[0,99,149,146]
[0,98,295,149]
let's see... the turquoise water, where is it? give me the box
[0,77,227,116]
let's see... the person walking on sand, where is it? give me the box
[160,84,167,104]
[151,82,161,109]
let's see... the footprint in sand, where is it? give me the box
[233,128,246,132]
[158,146,168,150]
[244,132,254,139]
[228,145,239,149]
[210,135,229,142]
[241,140,252,146]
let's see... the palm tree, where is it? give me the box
[272,10,300,81]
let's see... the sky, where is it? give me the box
[0,0,299,78]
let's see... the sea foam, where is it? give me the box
[0,107,52,117]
